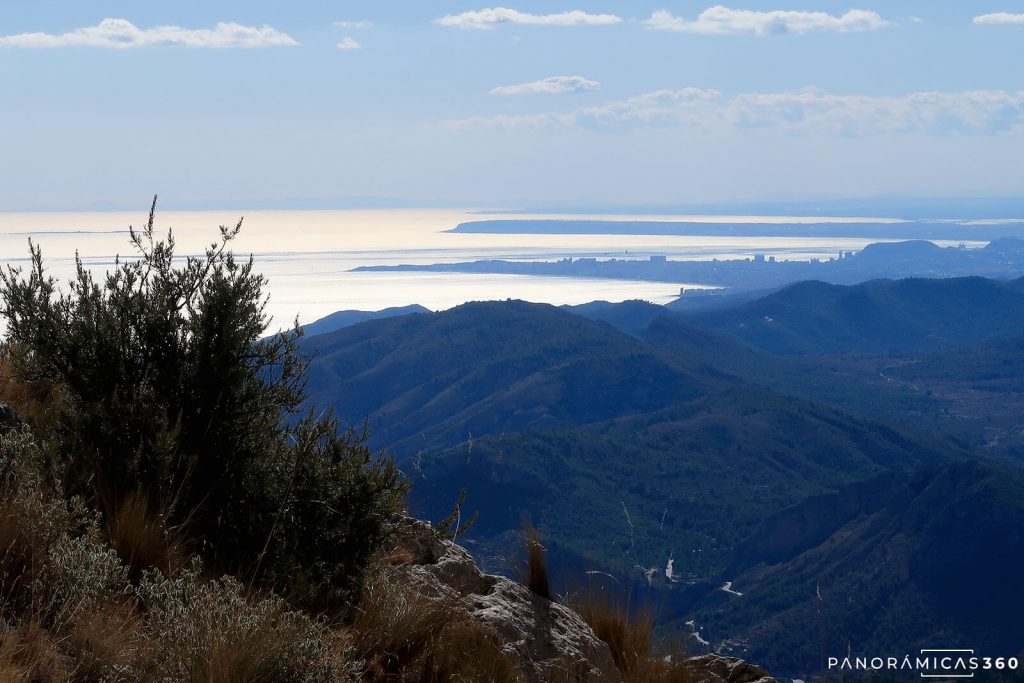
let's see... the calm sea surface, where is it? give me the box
[0,209,981,328]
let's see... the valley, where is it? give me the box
[299,273,1024,680]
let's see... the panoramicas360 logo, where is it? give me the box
[828,649,1021,678]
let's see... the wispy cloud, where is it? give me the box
[644,6,891,35]
[445,88,1024,136]
[0,18,298,48]
[575,88,723,127]
[491,75,600,96]
[435,8,622,30]
[973,12,1024,26]
[333,21,374,29]
[336,37,361,50]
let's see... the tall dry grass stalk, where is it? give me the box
[522,522,552,600]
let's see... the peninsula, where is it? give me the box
[448,219,1024,241]
[353,238,1024,296]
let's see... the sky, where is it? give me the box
[1,1,1023,211]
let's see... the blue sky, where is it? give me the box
[1,1,1023,211]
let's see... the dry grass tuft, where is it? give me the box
[574,592,692,683]
[68,603,144,680]
[351,570,521,682]
[419,617,522,683]
[522,522,552,600]
[380,544,415,567]
[0,497,48,599]
[0,619,70,683]
[575,591,652,674]
[106,491,185,577]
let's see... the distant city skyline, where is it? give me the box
[1,1,1023,210]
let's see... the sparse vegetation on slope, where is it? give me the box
[0,204,720,682]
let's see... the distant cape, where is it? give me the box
[448,219,1024,241]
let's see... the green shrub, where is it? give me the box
[247,416,407,606]
[0,198,408,600]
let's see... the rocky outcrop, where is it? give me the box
[388,518,777,682]
[688,655,776,683]
[390,517,620,681]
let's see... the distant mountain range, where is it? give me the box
[301,300,713,456]
[447,219,1024,241]
[301,275,1024,680]
[680,275,1024,354]
[301,304,431,338]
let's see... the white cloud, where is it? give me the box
[445,88,1024,136]
[973,12,1024,26]
[723,90,1024,135]
[333,21,374,28]
[0,18,298,48]
[576,88,722,127]
[336,37,361,50]
[644,6,891,35]
[491,75,601,95]
[435,8,622,29]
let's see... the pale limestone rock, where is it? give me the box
[389,518,777,683]
[390,517,620,681]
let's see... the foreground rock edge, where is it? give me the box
[389,517,776,682]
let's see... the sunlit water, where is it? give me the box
[0,208,982,328]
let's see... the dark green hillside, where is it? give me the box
[689,461,1024,678]
[887,336,1024,387]
[301,300,715,456]
[409,387,945,577]
[683,276,1024,355]
[645,315,950,434]
[298,298,963,580]
[562,299,666,337]
[665,287,779,314]
[300,298,952,579]
[295,290,1024,674]
[649,310,1024,464]
[302,303,431,338]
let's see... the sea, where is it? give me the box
[0,208,983,329]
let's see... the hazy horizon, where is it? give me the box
[2,206,926,325]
